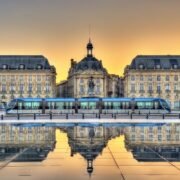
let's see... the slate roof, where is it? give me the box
[0,55,51,70]
[130,55,180,69]
[74,55,107,72]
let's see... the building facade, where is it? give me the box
[57,40,121,98]
[123,55,180,110]
[0,55,56,104]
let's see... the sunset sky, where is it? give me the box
[1,0,180,82]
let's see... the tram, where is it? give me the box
[6,97,171,114]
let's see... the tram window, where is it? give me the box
[113,102,121,109]
[89,102,96,109]
[69,102,73,109]
[51,102,56,109]
[32,102,40,110]
[145,102,153,109]
[136,101,153,109]
[137,102,145,109]
[122,102,130,109]
[55,102,64,109]
[18,102,23,110]
[160,100,169,109]
[80,102,88,109]
[24,102,32,110]
[104,102,111,109]
[46,102,51,109]
[65,102,69,109]
[154,101,160,109]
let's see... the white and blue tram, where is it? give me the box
[6,97,171,114]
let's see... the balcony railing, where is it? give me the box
[165,89,171,93]
[156,90,162,94]
[139,90,145,93]
[148,90,153,94]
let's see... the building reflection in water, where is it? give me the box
[64,125,123,176]
[0,123,180,176]
[0,124,56,162]
[124,123,180,161]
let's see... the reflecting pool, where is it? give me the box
[0,123,180,180]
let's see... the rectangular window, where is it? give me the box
[55,102,64,109]
[174,101,180,110]
[166,75,169,81]
[96,85,100,94]
[148,76,152,81]
[131,75,135,81]
[2,84,6,92]
[157,84,161,91]
[174,75,178,81]
[10,84,15,91]
[140,75,144,81]
[29,84,32,92]
[89,102,96,109]
[112,102,121,109]
[148,84,152,91]
[104,102,112,109]
[37,75,41,81]
[24,102,32,110]
[131,84,135,91]
[37,84,41,92]
[140,84,144,91]
[157,75,161,81]
[32,102,41,110]
[80,85,84,94]
[165,84,170,91]
[80,102,88,109]
[20,84,24,91]
[174,84,178,91]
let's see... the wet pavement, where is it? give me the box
[0,123,180,180]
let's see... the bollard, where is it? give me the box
[1,114,3,120]
[130,113,133,119]
[34,113,36,120]
[146,114,149,119]
[50,113,52,120]
[17,114,20,120]
[162,114,165,119]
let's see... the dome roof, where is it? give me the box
[71,40,107,73]
[74,56,107,72]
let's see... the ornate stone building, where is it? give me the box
[123,55,180,110]
[57,40,121,98]
[0,55,56,104]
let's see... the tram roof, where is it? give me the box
[102,98,162,102]
[45,98,75,102]
[78,98,100,102]
[14,98,43,102]
[14,98,76,102]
